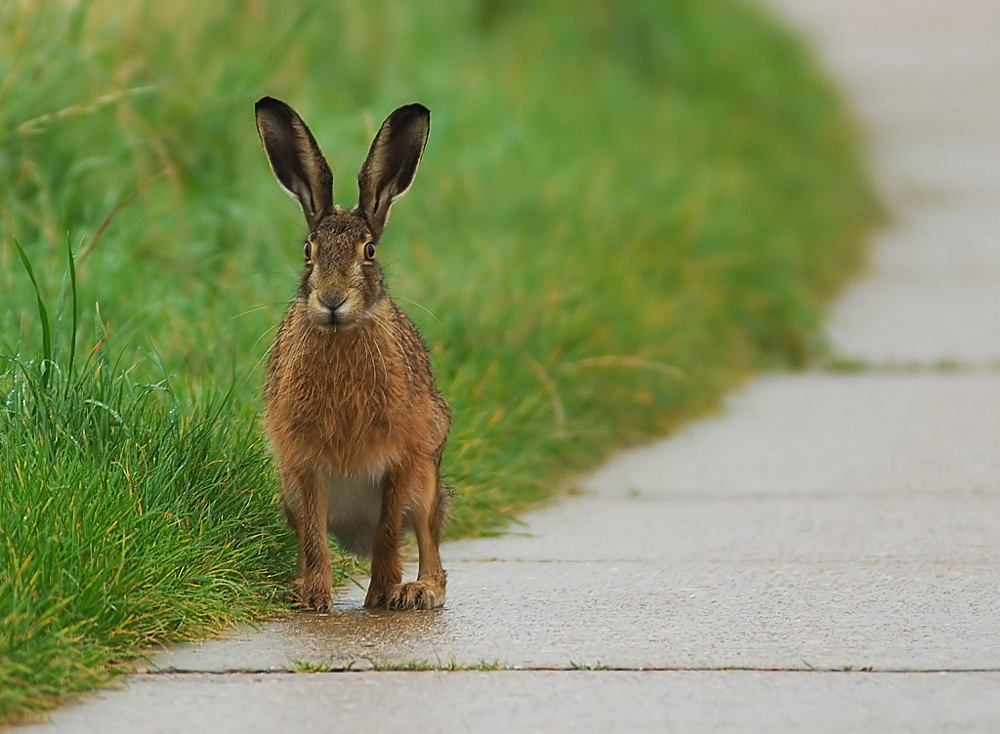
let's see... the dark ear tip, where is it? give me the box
[255,96,291,118]
[393,103,430,126]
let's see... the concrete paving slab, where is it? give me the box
[583,373,1000,498]
[825,195,1000,363]
[825,194,1000,363]
[20,671,1000,734]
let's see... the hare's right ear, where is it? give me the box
[255,97,334,232]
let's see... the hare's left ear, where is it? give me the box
[357,104,430,241]
[255,97,334,232]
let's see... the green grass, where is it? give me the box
[1,0,878,721]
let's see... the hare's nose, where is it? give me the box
[319,295,347,313]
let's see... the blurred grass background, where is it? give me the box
[1,0,879,720]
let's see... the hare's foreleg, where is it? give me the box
[365,459,447,610]
[392,474,447,609]
[286,467,332,611]
[364,469,406,608]
[389,460,447,610]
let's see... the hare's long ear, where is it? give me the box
[255,97,334,232]
[357,104,429,241]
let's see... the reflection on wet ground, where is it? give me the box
[273,596,454,665]
[150,580,468,672]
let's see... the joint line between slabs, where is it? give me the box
[142,666,1000,676]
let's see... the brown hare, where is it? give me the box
[255,97,450,611]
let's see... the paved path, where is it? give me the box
[19,1,1000,731]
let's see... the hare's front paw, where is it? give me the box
[364,584,388,609]
[293,575,332,612]
[387,580,446,610]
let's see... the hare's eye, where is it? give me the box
[304,242,312,261]
[364,242,376,261]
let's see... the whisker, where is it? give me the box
[396,296,441,324]
[230,303,278,320]
[248,324,280,374]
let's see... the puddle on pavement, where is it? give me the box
[149,582,474,672]
[270,604,452,651]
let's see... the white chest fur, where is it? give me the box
[323,470,384,557]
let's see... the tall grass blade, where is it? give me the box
[66,235,78,387]
[12,239,53,388]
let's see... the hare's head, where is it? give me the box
[255,97,429,329]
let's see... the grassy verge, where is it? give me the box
[0,0,879,721]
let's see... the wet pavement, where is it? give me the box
[17,0,1000,731]
[150,375,1000,676]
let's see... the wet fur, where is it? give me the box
[257,98,450,611]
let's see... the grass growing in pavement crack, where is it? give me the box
[1,0,878,722]
[817,356,1000,374]
[290,658,507,673]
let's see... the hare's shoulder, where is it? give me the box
[386,300,448,404]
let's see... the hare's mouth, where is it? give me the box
[311,293,358,329]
